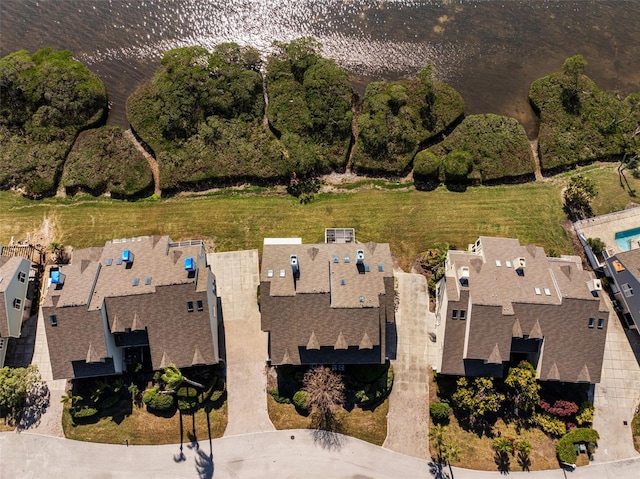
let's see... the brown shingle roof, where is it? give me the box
[261,242,395,365]
[439,237,609,383]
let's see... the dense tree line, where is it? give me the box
[352,66,464,175]
[414,114,535,187]
[530,55,640,172]
[0,48,107,196]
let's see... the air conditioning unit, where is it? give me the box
[588,278,602,292]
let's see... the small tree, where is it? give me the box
[515,439,533,471]
[302,366,345,431]
[586,237,606,255]
[564,175,598,220]
[453,377,505,429]
[561,55,587,113]
[161,364,204,392]
[0,365,42,424]
[504,361,541,418]
[492,437,513,472]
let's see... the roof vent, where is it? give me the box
[184,257,195,272]
[122,249,134,264]
[51,270,65,286]
[356,249,365,264]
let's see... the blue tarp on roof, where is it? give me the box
[184,257,195,271]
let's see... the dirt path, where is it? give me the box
[125,129,162,197]
[531,139,543,181]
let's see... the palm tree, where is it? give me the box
[161,364,204,392]
[428,424,448,462]
[442,441,462,478]
[60,392,83,413]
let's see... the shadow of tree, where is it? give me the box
[517,451,531,471]
[494,451,511,474]
[311,410,345,450]
[195,448,214,479]
[17,381,50,431]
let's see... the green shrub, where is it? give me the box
[586,238,606,255]
[556,428,599,464]
[178,397,198,412]
[413,150,441,183]
[430,401,451,423]
[71,406,98,419]
[530,412,567,437]
[142,387,159,404]
[268,387,290,404]
[209,390,224,402]
[292,390,309,411]
[443,151,472,183]
[576,401,595,426]
[354,365,394,406]
[177,386,199,398]
[147,392,174,411]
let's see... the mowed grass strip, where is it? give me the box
[266,395,389,446]
[62,401,227,445]
[0,165,635,269]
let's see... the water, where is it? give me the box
[615,227,640,252]
[1,0,639,136]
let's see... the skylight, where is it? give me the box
[105,258,113,266]
[495,260,501,267]
[378,264,384,272]
[505,260,512,268]
[534,287,541,295]
[132,278,139,286]
[145,276,152,285]
[267,269,273,278]
[544,288,551,296]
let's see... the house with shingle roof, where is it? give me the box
[42,236,220,380]
[260,239,395,365]
[604,248,640,330]
[0,256,31,368]
[433,236,609,383]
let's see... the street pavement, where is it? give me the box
[383,272,431,459]
[2,429,640,479]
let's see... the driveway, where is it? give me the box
[3,430,640,479]
[592,294,640,462]
[383,272,432,459]
[207,250,274,436]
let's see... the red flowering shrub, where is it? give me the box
[539,399,579,417]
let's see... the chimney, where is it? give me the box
[459,267,469,287]
[588,278,602,296]
[356,249,365,265]
[290,255,299,277]
[515,257,526,276]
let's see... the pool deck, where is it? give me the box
[574,207,640,254]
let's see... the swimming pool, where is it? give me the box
[615,226,640,252]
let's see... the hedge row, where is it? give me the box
[414,114,535,186]
[556,427,599,464]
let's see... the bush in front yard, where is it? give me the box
[576,401,594,426]
[556,428,599,464]
[293,390,309,412]
[148,393,174,411]
[99,394,120,410]
[530,412,567,437]
[430,401,451,424]
[71,406,98,419]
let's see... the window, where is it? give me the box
[622,283,634,297]
[187,301,194,313]
[18,271,26,283]
[49,315,57,327]
[196,300,204,312]
[597,318,605,329]
[13,298,22,310]
[459,310,467,320]
[452,310,458,320]
[588,317,595,328]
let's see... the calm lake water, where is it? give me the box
[1,0,639,136]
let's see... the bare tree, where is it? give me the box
[302,366,345,431]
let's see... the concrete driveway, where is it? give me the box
[592,295,640,462]
[207,250,274,436]
[383,272,432,459]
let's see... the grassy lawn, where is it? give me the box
[266,394,389,446]
[633,408,640,453]
[0,164,637,270]
[62,400,227,445]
